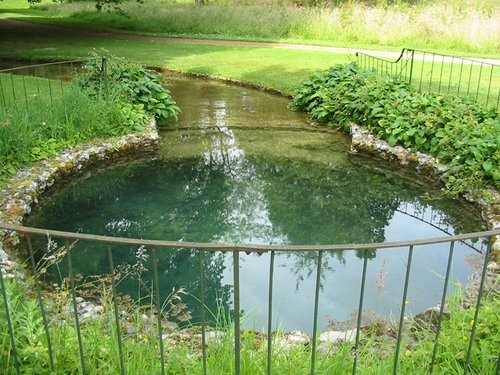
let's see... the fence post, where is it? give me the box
[0,264,21,374]
[101,56,108,96]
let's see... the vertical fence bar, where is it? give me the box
[0,263,21,374]
[447,57,454,94]
[428,54,436,93]
[393,245,414,375]
[352,250,369,375]
[21,75,29,112]
[466,63,474,96]
[496,88,500,112]
[48,77,54,106]
[59,63,64,95]
[233,250,241,375]
[35,67,41,97]
[107,245,126,375]
[464,236,493,374]
[10,74,16,101]
[198,250,207,375]
[26,234,55,372]
[267,251,275,375]
[485,65,493,106]
[457,61,465,94]
[152,246,166,375]
[474,64,483,101]
[310,251,323,375]
[437,55,445,94]
[408,49,415,85]
[418,52,425,91]
[430,241,455,373]
[101,57,108,96]
[403,51,409,82]
[0,76,7,107]
[66,240,87,375]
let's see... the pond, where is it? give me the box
[26,76,484,333]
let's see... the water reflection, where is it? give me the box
[26,76,484,332]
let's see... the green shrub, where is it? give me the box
[77,53,180,126]
[293,63,500,192]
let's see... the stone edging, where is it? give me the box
[0,119,159,273]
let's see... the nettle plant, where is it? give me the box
[293,63,500,193]
[78,52,180,127]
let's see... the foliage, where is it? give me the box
[293,63,500,192]
[77,52,180,126]
[0,53,179,184]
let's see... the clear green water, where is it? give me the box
[26,76,484,333]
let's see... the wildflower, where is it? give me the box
[405,300,410,305]
[470,319,474,326]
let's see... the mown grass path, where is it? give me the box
[2,19,500,65]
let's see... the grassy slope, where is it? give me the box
[0,28,351,95]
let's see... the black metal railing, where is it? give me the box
[0,58,104,113]
[355,48,499,111]
[1,223,498,374]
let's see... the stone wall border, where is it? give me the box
[349,122,500,260]
[0,119,159,272]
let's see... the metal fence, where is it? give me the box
[0,58,104,113]
[1,223,498,374]
[355,48,500,111]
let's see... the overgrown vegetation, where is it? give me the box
[0,55,179,184]
[78,53,180,126]
[36,0,500,55]
[293,63,500,193]
[1,270,498,374]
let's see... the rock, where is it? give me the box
[275,330,310,352]
[319,329,357,344]
[286,330,310,346]
[414,304,449,326]
[204,330,225,346]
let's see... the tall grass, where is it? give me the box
[1,272,498,374]
[0,74,136,181]
[40,0,500,54]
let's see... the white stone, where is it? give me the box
[319,329,357,344]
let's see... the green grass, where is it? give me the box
[0,72,146,181]
[1,25,497,109]
[0,28,352,95]
[1,272,498,374]
[26,0,500,56]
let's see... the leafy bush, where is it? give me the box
[293,63,500,192]
[77,53,180,126]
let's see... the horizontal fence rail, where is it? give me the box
[355,48,500,111]
[1,223,499,374]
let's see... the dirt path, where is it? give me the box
[2,18,499,65]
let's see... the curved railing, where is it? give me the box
[1,223,498,374]
[355,48,500,111]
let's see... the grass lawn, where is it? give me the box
[0,27,352,95]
